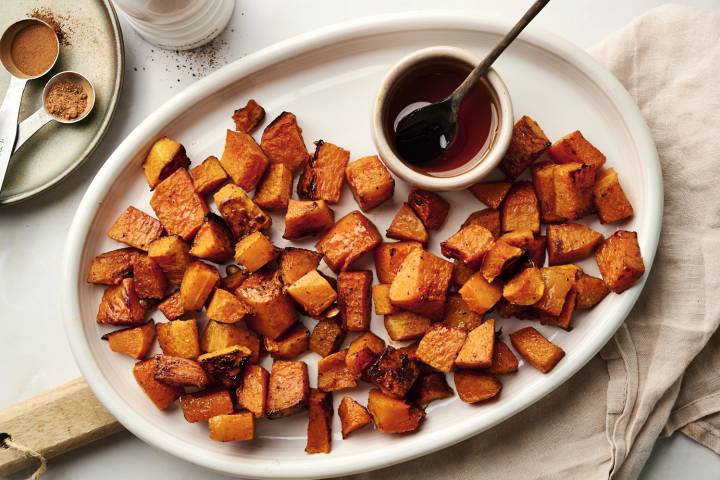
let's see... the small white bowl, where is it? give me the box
[371,46,513,191]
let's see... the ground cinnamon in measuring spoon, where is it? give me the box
[10,23,58,77]
[45,81,88,120]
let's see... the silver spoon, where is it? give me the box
[0,18,59,190]
[395,0,550,165]
[13,71,96,153]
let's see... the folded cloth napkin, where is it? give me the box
[346,5,720,479]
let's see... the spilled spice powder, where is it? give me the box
[45,81,88,120]
[29,8,72,46]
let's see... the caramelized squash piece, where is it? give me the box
[233,231,277,273]
[189,214,234,263]
[575,273,610,310]
[236,364,269,418]
[408,189,449,230]
[148,236,192,285]
[501,182,540,234]
[386,202,428,244]
[97,278,147,325]
[488,340,519,374]
[367,389,424,434]
[209,412,254,442]
[198,345,250,387]
[232,99,265,133]
[366,347,419,398]
[236,270,298,340]
[480,240,524,283]
[179,389,233,423]
[266,360,310,418]
[374,241,423,284]
[546,223,603,265]
[133,358,183,410]
[158,291,186,320]
[454,370,502,403]
[593,168,634,224]
[150,169,209,240]
[190,156,228,197]
[318,350,358,392]
[338,270,372,332]
[306,389,333,454]
[452,259,476,288]
[108,206,164,251]
[548,130,606,171]
[103,321,155,359]
[416,324,467,372]
[372,283,397,315]
[388,249,453,320]
[458,271,502,315]
[408,372,454,407]
[143,136,190,189]
[253,163,292,211]
[531,162,564,223]
[510,326,565,373]
[441,224,495,269]
[345,332,386,378]
[278,247,323,286]
[384,311,431,341]
[525,235,548,268]
[345,155,395,211]
[455,319,495,369]
[180,261,220,311]
[503,267,545,305]
[206,288,249,324]
[261,112,309,173]
[338,396,372,438]
[463,208,501,238]
[153,355,209,388]
[297,140,350,204]
[595,230,645,293]
[310,319,345,357]
[156,318,200,359]
[264,323,310,359]
[534,265,580,316]
[469,181,512,209]
[283,199,335,240]
[87,248,140,285]
[221,268,248,291]
[553,162,595,220]
[286,270,337,317]
[442,293,483,331]
[213,184,271,239]
[499,115,550,179]
[133,255,167,299]
[540,288,578,330]
[316,210,382,273]
[219,129,269,191]
[200,321,259,361]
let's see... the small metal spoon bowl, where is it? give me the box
[0,18,59,80]
[14,71,96,153]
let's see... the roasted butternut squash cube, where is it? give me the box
[407,372,453,407]
[261,111,309,173]
[200,321,259,361]
[221,268,248,291]
[367,389,424,434]
[374,241,423,284]
[297,140,350,204]
[488,340,519,374]
[388,249,453,320]
[441,224,495,269]
[510,326,565,373]
[234,231,277,273]
[455,319,494,369]
[408,189,450,230]
[286,270,337,317]
[575,273,610,310]
[133,255,167,299]
[366,346,420,398]
[213,184,271,239]
[384,311,431,341]
[310,319,345,357]
[534,265,581,316]
[253,163,292,211]
[199,345,251,387]
[346,332,386,378]
[237,270,298,340]
[496,298,538,320]
[266,360,310,418]
[454,370,502,403]
[531,161,564,223]
[525,235,547,268]
[386,202,428,244]
[463,208,501,238]
[150,169,209,241]
[480,240,524,283]
[283,199,335,240]
[553,162,595,220]
[345,155,395,211]
[416,324,467,372]
[108,206,164,251]
[232,98,265,133]
[442,293,483,331]
[469,181,511,209]
[306,389,333,454]
[500,115,550,178]
[158,291,186,320]
[209,412,254,442]
[593,168,634,223]
[156,318,200,359]
[87,248,140,285]
[318,350,358,392]
[458,271,502,315]
[596,230,644,293]
[102,321,155,359]
[206,288,249,324]
[148,236,192,285]
[337,270,372,331]
[501,182,540,234]
[278,247,323,286]
[236,364,269,418]
[372,284,397,315]
[548,130,606,171]
[180,261,219,311]
[503,267,545,305]
[179,389,233,423]
[452,260,476,288]
[499,229,534,249]
[190,156,228,197]
[97,278,147,325]
[189,214,234,263]
[338,396,372,438]
[264,323,310,359]
[133,358,183,410]
[540,288,578,330]
[154,355,209,388]
[219,129,269,191]
[143,136,191,189]
[316,210,382,272]
[546,223,603,265]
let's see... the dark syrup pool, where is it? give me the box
[385,59,499,177]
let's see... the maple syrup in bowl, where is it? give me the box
[372,46,513,191]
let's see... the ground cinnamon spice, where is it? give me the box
[45,81,88,120]
[10,23,58,77]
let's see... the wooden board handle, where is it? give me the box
[0,378,123,476]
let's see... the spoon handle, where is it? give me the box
[452,0,550,109]
[14,108,54,154]
[0,76,28,191]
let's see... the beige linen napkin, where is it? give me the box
[347,5,720,479]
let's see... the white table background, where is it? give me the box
[1,0,719,478]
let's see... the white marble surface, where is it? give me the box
[1,0,718,478]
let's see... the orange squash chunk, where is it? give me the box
[488,340,519,374]
[179,389,233,423]
[234,231,277,273]
[237,270,297,340]
[463,208,501,238]
[208,412,254,442]
[388,249,453,320]
[315,210,382,273]
[219,129,269,191]
[148,236,192,285]
[87,248,140,285]
[372,284,397,315]
[480,240,524,283]
[531,161,564,223]
[142,136,190,189]
[286,270,337,317]
[459,271,502,315]
[407,372,454,407]
[593,168,634,224]
[338,396,372,438]
[297,140,350,204]
[132,255,167,299]
[455,319,495,369]
[452,259,476,288]
[345,154,395,211]
[540,288,578,330]
[441,224,495,269]
[156,318,200,359]
[367,389,424,434]
[283,199,335,240]
[150,169,208,241]
[510,326,565,373]
[499,115,550,179]
[553,162,595,220]
[189,214,234,263]
[133,358,183,410]
[503,267,545,305]
[416,324,467,372]
[366,347,419,398]
[180,261,219,311]
[501,182,540,234]
[454,370,502,403]
[548,130,606,171]
[108,206,164,251]
[595,230,645,293]
[253,163,292,211]
[384,311,431,341]
[236,364,269,418]
[206,288,249,324]
[337,270,372,332]
[153,355,209,388]
[407,189,449,230]
[575,273,610,310]
[345,332,385,378]
[442,293,483,331]
[306,389,333,454]
[213,183,271,239]
[318,350,358,392]
[97,278,147,325]
[278,247,323,286]
[534,265,581,316]
[310,319,346,357]
[261,112,309,173]
[469,181,511,209]
[103,321,155,359]
[190,156,228,197]
[386,203,428,246]
[374,241,423,284]
[264,323,310,360]
[266,360,310,418]
[200,321,259,361]
[546,223,603,265]
[232,98,265,133]
[158,291,186,320]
